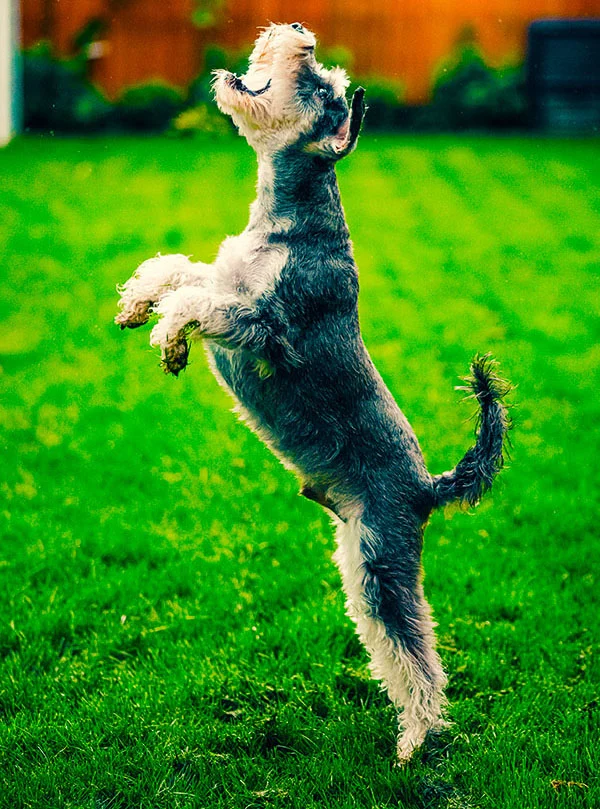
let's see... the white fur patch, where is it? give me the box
[333,516,448,762]
[147,231,289,350]
[116,253,211,324]
[212,231,288,301]
[319,65,350,96]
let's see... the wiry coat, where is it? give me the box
[115,23,511,763]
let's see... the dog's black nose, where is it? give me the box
[290,23,304,32]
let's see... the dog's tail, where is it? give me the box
[432,354,512,509]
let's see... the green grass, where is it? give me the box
[1,133,599,809]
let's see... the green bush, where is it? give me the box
[114,82,186,133]
[428,44,527,129]
[22,42,112,133]
[21,35,529,135]
[22,43,187,134]
[178,44,252,136]
[354,77,405,131]
[317,44,354,73]
[171,103,231,137]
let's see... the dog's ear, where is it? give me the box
[306,87,366,161]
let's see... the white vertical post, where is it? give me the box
[0,0,20,145]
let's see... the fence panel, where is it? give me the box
[21,0,600,102]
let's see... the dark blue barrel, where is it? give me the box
[527,19,600,132]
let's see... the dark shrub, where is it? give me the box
[114,83,186,133]
[429,44,527,130]
[22,42,185,134]
[354,77,405,131]
[22,42,112,133]
[21,33,529,135]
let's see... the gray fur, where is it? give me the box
[209,150,434,515]
[115,24,511,761]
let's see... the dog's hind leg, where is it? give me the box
[333,514,447,763]
[116,254,212,330]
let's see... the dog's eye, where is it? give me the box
[290,23,304,32]
[315,87,328,100]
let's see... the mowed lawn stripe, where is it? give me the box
[0,135,598,808]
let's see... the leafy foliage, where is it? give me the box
[115,82,186,133]
[191,0,224,29]
[354,76,406,131]
[22,43,186,134]
[22,42,112,133]
[428,44,527,130]
[176,45,252,135]
[21,33,528,135]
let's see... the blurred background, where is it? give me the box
[2,0,600,138]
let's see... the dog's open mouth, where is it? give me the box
[227,74,272,97]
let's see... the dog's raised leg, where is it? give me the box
[149,284,302,376]
[115,254,212,330]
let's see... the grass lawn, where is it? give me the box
[1,133,599,809]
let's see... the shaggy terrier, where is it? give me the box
[115,22,511,763]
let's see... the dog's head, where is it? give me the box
[213,23,365,160]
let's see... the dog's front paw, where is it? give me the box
[115,274,156,330]
[115,299,152,330]
[150,301,193,377]
[395,723,428,766]
[116,254,194,332]
[161,335,190,376]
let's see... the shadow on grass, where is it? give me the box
[168,727,471,809]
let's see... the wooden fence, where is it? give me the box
[21,0,600,102]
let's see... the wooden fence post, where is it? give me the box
[0,0,21,145]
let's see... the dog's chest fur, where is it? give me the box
[202,151,429,496]
[211,231,289,301]
[205,232,359,469]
